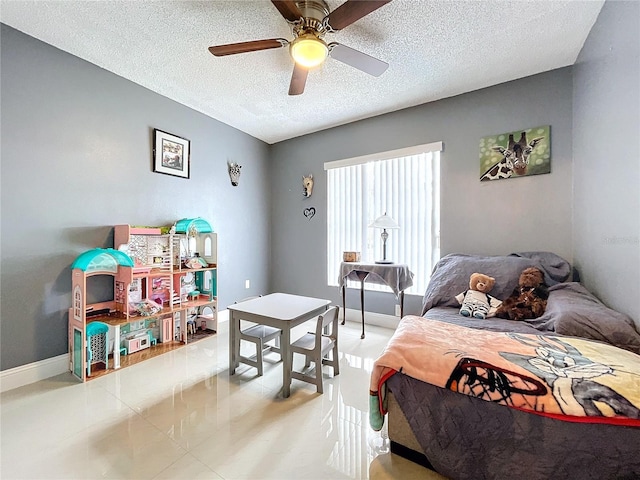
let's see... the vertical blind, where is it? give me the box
[326,143,441,295]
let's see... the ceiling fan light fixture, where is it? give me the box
[290,34,328,68]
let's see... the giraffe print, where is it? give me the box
[481,132,544,182]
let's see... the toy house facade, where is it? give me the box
[69,218,218,381]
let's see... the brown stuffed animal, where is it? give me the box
[495,267,549,321]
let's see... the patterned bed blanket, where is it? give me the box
[369,316,640,431]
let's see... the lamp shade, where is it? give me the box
[369,213,399,229]
[290,34,328,68]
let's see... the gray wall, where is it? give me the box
[4,0,638,373]
[269,69,574,316]
[1,25,271,370]
[572,0,640,325]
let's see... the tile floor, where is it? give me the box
[1,316,446,480]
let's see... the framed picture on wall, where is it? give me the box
[153,129,190,179]
[479,125,551,182]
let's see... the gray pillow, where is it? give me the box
[532,282,640,354]
[421,252,571,315]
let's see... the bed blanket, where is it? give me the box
[369,316,640,431]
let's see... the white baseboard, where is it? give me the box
[342,308,399,330]
[0,308,391,393]
[0,311,232,393]
[1,354,69,393]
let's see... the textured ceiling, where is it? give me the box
[1,0,604,144]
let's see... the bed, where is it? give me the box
[369,252,640,479]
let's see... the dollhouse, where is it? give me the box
[68,218,218,381]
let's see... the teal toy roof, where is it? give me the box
[72,248,134,274]
[174,217,213,234]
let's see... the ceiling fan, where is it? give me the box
[208,0,392,95]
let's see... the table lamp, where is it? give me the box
[369,212,399,264]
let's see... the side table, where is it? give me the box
[338,262,414,338]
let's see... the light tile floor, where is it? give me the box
[1,318,446,480]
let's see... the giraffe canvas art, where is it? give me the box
[479,126,551,182]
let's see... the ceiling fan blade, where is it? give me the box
[209,38,288,56]
[289,63,309,96]
[271,0,303,23]
[325,0,391,31]
[328,43,388,76]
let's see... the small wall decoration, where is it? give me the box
[303,207,316,220]
[153,129,190,179]
[479,125,550,182]
[228,161,242,186]
[302,174,314,197]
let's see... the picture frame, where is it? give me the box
[479,125,551,182]
[153,128,190,179]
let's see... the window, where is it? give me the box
[325,142,441,295]
[73,286,82,321]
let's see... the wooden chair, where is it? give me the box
[236,296,282,376]
[290,306,340,394]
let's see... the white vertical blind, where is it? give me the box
[327,146,441,295]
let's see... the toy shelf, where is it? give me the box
[133,270,172,279]
[87,298,217,324]
[69,218,218,382]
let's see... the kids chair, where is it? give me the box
[187,319,197,335]
[290,306,340,394]
[86,321,109,377]
[236,296,282,377]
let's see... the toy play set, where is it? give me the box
[69,218,218,381]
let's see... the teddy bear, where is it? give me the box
[455,273,503,319]
[495,267,549,321]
